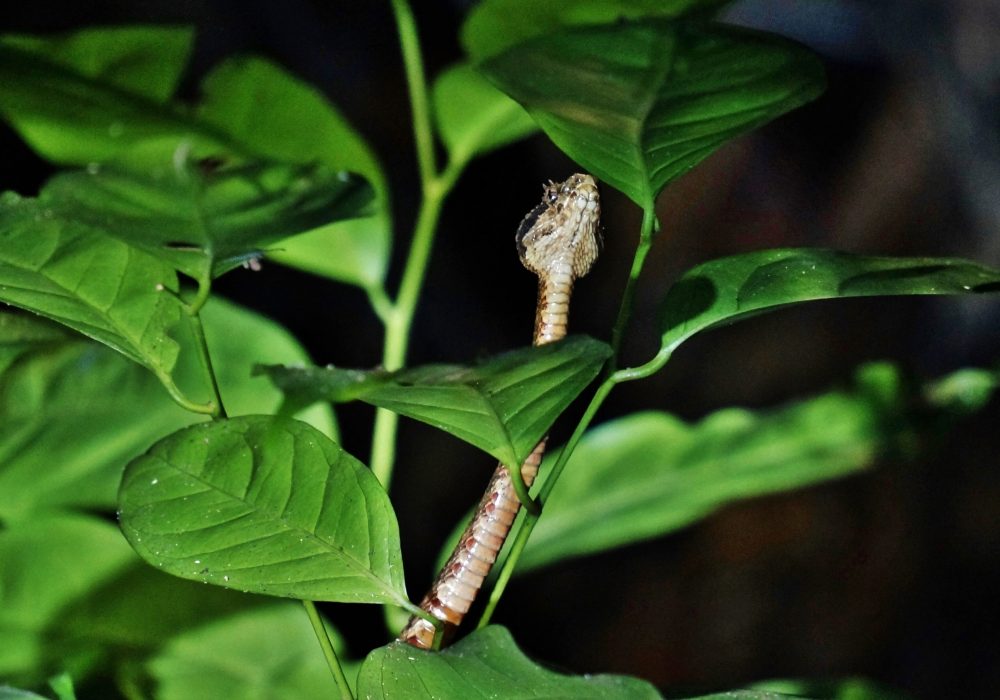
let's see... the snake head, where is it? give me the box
[516,173,601,280]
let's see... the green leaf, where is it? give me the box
[659,249,1000,359]
[432,62,538,166]
[0,340,193,521]
[196,54,391,289]
[118,415,408,605]
[752,678,908,700]
[147,604,351,700]
[479,20,825,207]
[1,26,192,104]
[518,370,897,571]
[461,0,732,60]
[0,193,184,374]
[261,336,612,469]
[191,297,337,439]
[0,514,133,684]
[0,513,259,687]
[40,156,373,280]
[0,297,336,521]
[0,311,68,373]
[356,625,660,699]
[0,689,52,700]
[0,29,224,167]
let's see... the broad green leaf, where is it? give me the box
[0,30,224,167]
[356,625,660,699]
[197,56,383,190]
[461,0,732,60]
[516,367,903,571]
[0,689,51,699]
[147,604,350,700]
[0,193,183,374]
[659,249,1000,360]
[0,341,192,521]
[0,311,68,373]
[118,415,408,605]
[1,26,192,103]
[479,20,825,207]
[0,514,258,687]
[0,297,335,521]
[40,156,373,280]
[432,62,538,166]
[261,336,612,469]
[46,674,75,700]
[0,514,134,684]
[197,55,390,289]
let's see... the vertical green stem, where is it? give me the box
[608,204,657,367]
[389,0,436,188]
[370,188,447,485]
[302,600,354,700]
[188,311,227,419]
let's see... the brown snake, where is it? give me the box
[399,173,601,649]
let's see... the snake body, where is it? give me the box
[399,173,601,649]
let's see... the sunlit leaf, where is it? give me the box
[356,625,660,699]
[147,604,350,700]
[461,0,731,60]
[0,193,183,374]
[40,156,372,280]
[432,62,538,166]
[659,249,1000,359]
[260,336,611,469]
[118,415,408,606]
[479,20,824,206]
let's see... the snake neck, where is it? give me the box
[534,262,575,345]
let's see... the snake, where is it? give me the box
[398,173,602,649]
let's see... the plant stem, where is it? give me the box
[155,370,216,416]
[476,376,615,628]
[302,600,354,700]
[389,0,436,188]
[188,311,227,419]
[608,205,658,367]
[370,188,447,485]
[371,2,468,487]
[477,203,660,626]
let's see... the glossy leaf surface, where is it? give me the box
[0,194,183,373]
[356,625,660,699]
[148,604,348,700]
[659,249,1000,358]
[118,416,407,605]
[41,157,372,280]
[462,0,730,60]
[480,20,824,206]
[432,62,538,166]
[261,336,611,469]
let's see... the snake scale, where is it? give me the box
[399,173,602,649]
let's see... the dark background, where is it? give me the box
[2,1,999,697]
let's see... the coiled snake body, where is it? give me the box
[399,173,602,649]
